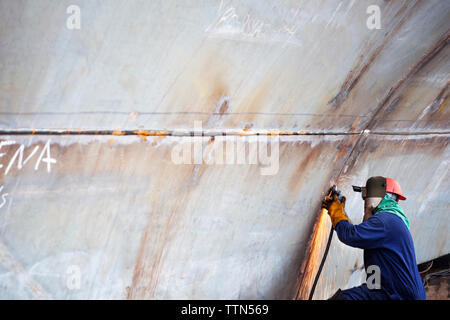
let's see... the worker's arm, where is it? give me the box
[334,216,387,249]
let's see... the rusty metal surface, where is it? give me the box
[0,134,351,299]
[1,0,449,132]
[303,133,450,299]
[0,0,449,299]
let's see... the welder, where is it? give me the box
[322,176,426,300]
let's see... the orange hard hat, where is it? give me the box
[385,177,406,200]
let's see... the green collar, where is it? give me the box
[373,194,410,229]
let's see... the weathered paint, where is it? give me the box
[0,0,449,299]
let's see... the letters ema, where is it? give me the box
[0,140,57,175]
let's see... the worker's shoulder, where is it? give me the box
[375,211,408,231]
[364,213,386,228]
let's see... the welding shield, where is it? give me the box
[352,185,367,199]
[352,176,386,200]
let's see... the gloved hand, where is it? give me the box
[322,193,351,228]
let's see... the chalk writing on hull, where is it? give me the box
[0,185,8,209]
[0,139,56,210]
[0,140,57,175]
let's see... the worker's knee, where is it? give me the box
[328,289,347,300]
[337,283,390,300]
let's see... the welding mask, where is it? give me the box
[352,176,386,200]
[353,176,406,201]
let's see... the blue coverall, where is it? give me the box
[335,211,426,300]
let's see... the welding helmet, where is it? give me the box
[352,176,406,201]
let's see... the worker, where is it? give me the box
[322,176,426,300]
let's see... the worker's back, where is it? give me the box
[335,211,426,300]
[363,212,426,299]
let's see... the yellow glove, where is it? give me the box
[322,193,351,228]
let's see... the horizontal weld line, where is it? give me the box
[369,131,450,135]
[0,129,448,136]
[0,129,359,136]
[0,111,369,118]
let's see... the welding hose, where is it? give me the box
[308,210,334,300]
[308,186,341,300]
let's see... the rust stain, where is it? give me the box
[287,144,322,194]
[334,134,359,162]
[196,137,215,177]
[151,136,166,147]
[134,130,150,141]
[108,138,115,147]
[429,81,449,117]
[129,112,138,120]
[113,129,125,136]
[234,75,274,125]
[132,130,168,138]
[367,32,450,130]
[218,99,229,115]
[123,147,204,299]
[328,1,423,109]
[180,52,231,126]
[127,189,189,299]
[208,81,228,114]
[334,147,346,162]
[238,130,253,136]
[127,212,154,299]
[436,97,447,114]
[349,116,362,132]
[133,130,149,136]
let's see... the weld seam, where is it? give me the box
[0,129,449,137]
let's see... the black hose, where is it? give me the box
[308,185,342,300]
[308,228,334,300]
